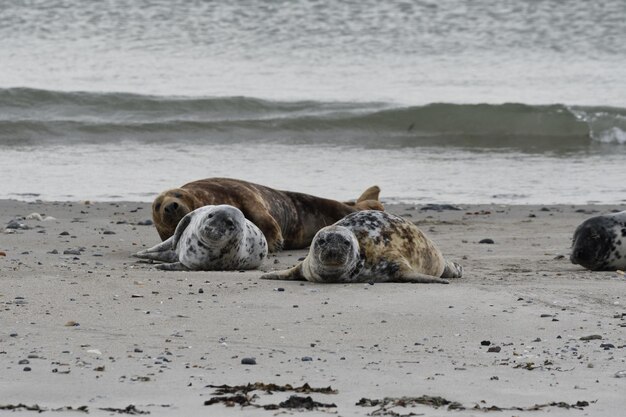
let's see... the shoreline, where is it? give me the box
[1,200,624,416]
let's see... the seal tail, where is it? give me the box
[133,237,179,263]
[345,185,385,211]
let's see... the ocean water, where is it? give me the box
[1,0,625,204]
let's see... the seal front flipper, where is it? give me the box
[394,272,449,284]
[134,211,194,263]
[133,236,178,263]
[155,262,190,271]
[260,264,306,281]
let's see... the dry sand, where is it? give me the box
[1,200,625,416]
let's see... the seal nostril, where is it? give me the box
[164,202,179,214]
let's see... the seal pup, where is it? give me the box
[570,210,626,271]
[134,205,267,271]
[152,178,384,252]
[261,211,463,284]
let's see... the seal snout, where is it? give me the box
[314,229,356,267]
[160,199,190,224]
[164,201,180,214]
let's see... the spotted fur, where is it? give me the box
[571,210,626,271]
[134,205,267,271]
[261,211,463,284]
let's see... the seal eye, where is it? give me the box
[208,214,214,218]
[317,238,326,245]
[174,193,183,198]
[225,219,235,228]
[155,203,161,211]
[341,238,350,246]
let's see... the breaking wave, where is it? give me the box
[1,88,625,150]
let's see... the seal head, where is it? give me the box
[152,189,197,240]
[179,205,246,269]
[304,226,362,282]
[570,213,625,271]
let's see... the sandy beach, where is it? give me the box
[1,199,624,416]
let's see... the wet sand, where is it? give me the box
[1,200,624,416]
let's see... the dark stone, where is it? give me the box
[479,238,495,244]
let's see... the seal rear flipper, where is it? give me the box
[260,264,306,281]
[155,262,190,271]
[354,199,384,211]
[441,260,463,278]
[357,185,380,202]
[394,271,449,284]
[344,185,384,211]
[133,237,179,263]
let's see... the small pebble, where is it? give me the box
[615,370,626,378]
[301,356,313,362]
[487,346,501,353]
[23,367,32,372]
[59,231,70,236]
[479,238,494,244]
[241,357,256,365]
[137,220,153,226]
[63,249,81,255]
[580,335,602,341]
[18,359,30,365]
[7,220,29,230]
[480,340,491,346]
[103,230,116,235]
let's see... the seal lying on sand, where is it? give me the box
[152,178,384,252]
[134,205,267,271]
[261,211,463,284]
[570,210,626,271]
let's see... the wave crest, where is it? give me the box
[1,88,624,150]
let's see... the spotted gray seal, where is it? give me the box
[151,178,384,252]
[134,205,267,271]
[570,210,626,271]
[261,210,463,283]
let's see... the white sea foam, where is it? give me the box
[594,127,626,144]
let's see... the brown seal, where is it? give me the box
[152,178,384,252]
